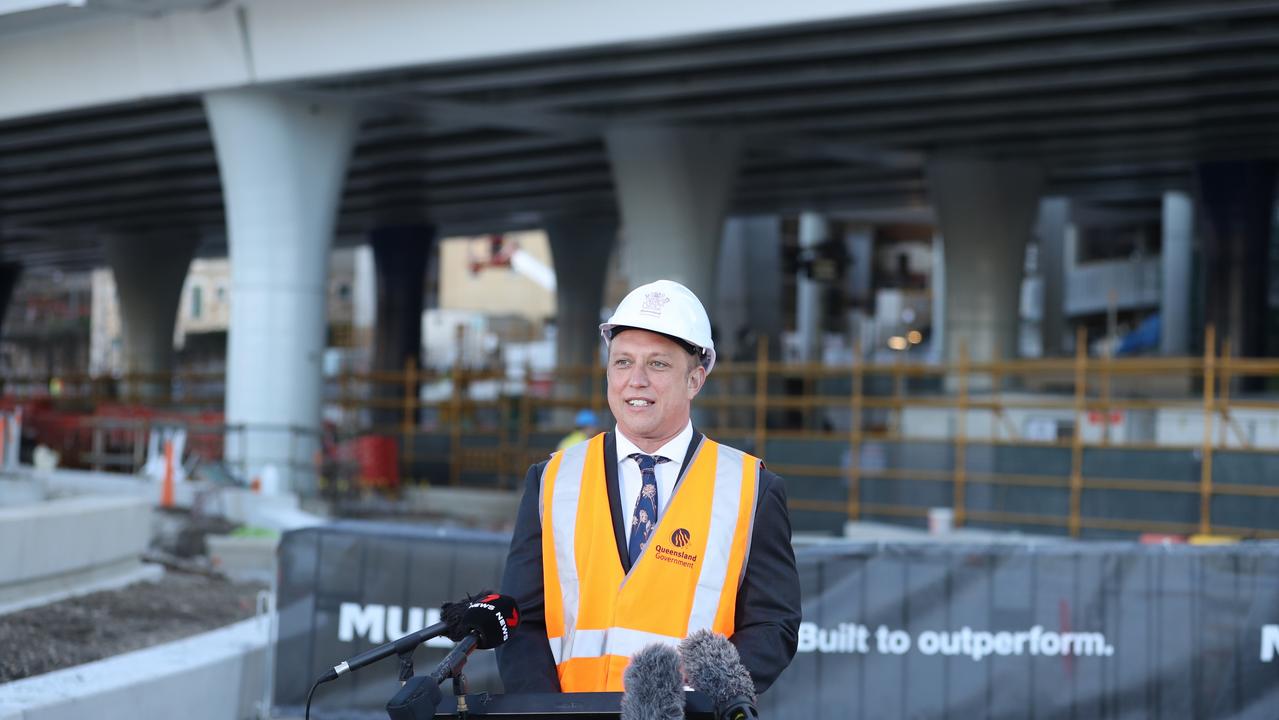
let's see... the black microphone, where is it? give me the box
[318,589,491,683]
[620,643,685,720]
[320,619,452,682]
[679,630,759,720]
[428,593,520,684]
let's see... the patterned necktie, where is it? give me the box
[627,453,669,565]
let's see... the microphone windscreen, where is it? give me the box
[678,630,757,707]
[441,589,494,641]
[621,643,685,720]
[386,675,442,720]
[459,593,520,649]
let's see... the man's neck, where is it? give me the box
[615,421,692,456]
[629,436,675,455]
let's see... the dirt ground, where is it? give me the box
[0,571,266,683]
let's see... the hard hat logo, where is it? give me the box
[640,292,670,317]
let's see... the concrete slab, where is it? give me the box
[401,485,521,524]
[0,515,25,589]
[0,561,163,616]
[0,480,43,507]
[207,534,278,584]
[0,496,152,612]
[1,466,213,510]
[0,615,270,720]
[840,519,1065,545]
[0,467,151,501]
[218,487,324,532]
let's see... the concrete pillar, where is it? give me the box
[605,126,741,305]
[370,225,433,426]
[795,212,825,363]
[546,218,616,382]
[104,236,198,399]
[717,216,784,362]
[927,155,1045,366]
[930,233,945,363]
[204,89,361,492]
[1196,161,1276,359]
[1160,191,1194,357]
[1036,198,1070,357]
[0,262,21,339]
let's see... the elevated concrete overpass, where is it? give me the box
[4,0,1277,260]
[2,0,1276,489]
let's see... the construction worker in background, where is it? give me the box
[557,409,599,451]
[498,279,801,695]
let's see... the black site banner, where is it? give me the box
[275,521,1279,719]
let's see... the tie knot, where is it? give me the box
[628,453,668,471]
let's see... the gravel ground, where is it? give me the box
[0,571,267,683]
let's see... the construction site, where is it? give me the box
[2,1,1279,718]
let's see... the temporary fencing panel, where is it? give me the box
[763,542,1279,719]
[275,522,1279,719]
[274,522,509,719]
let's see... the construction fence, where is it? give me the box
[5,326,1279,538]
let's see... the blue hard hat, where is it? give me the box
[575,409,598,427]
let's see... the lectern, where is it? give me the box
[433,691,716,719]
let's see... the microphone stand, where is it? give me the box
[396,648,416,687]
[452,672,470,720]
[389,642,470,720]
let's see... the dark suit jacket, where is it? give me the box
[495,430,801,694]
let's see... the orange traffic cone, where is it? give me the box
[160,438,175,508]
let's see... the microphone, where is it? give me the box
[428,593,520,684]
[318,589,493,682]
[679,630,758,720]
[620,643,685,720]
[321,619,452,682]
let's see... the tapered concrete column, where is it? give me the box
[0,262,21,340]
[546,218,616,382]
[605,126,741,305]
[1161,191,1194,357]
[795,212,826,363]
[930,234,945,362]
[1036,198,1070,357]
[370,225,433,426]
[205,89,361,492]
[104,236,198,398]
[1196,161,1276,359]
[717,216,784,361]
[927,156,1045,366]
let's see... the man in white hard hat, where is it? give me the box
[498,279,801,695]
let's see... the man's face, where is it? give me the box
[606,329,706,451]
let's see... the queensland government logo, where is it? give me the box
[640,292,670,317]
[654,529,698,569]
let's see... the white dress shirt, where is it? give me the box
[614,420,694,533]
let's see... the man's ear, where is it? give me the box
[686,365,706,398]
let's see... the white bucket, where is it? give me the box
[928,507,954,534]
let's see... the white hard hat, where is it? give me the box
[600,279,716,374]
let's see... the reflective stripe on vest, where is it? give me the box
[540,433,759,692]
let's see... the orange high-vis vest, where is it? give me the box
[540,433,759,692]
